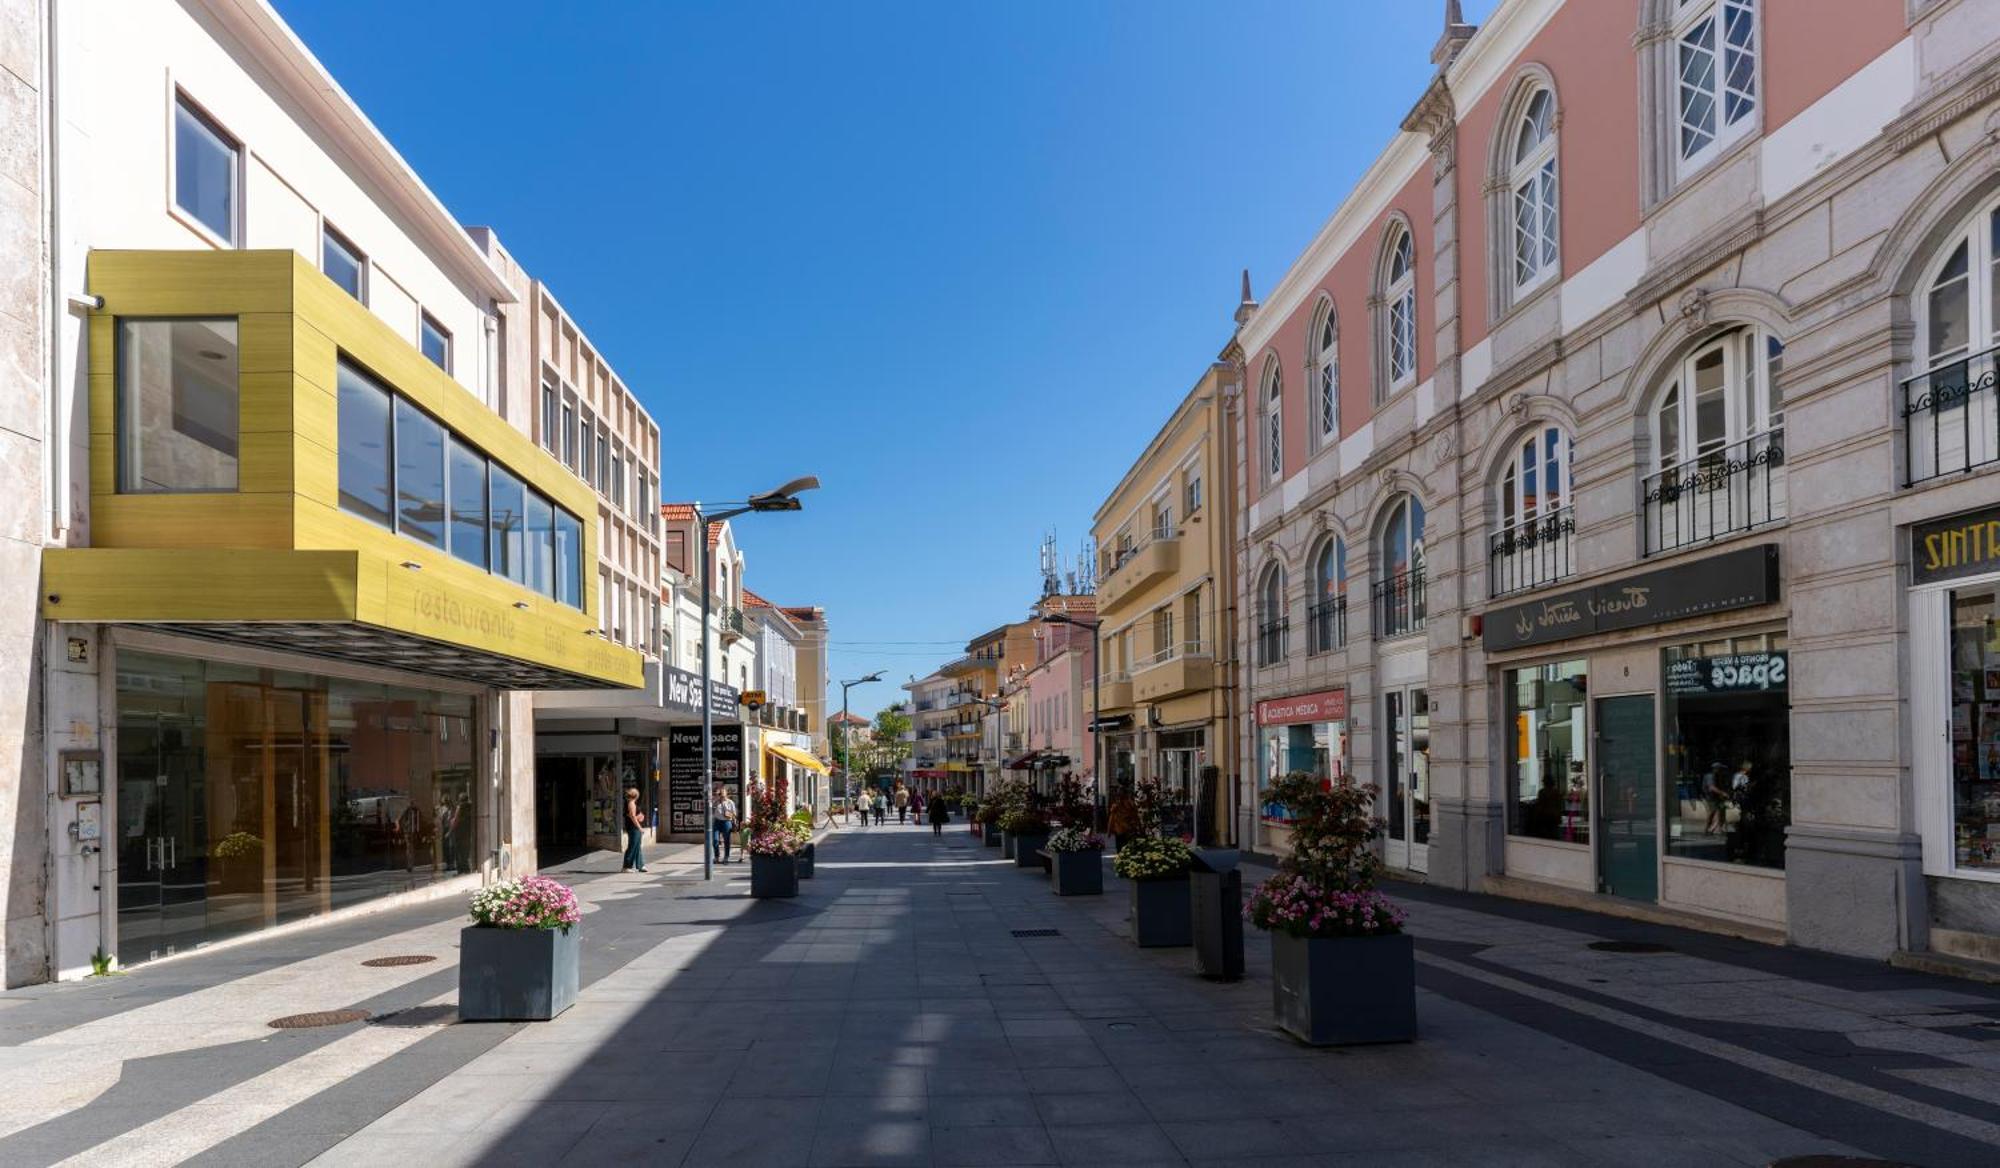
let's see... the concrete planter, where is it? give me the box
[798,842,816,880]
[1129,874,1192,947]
[1049,848,1104,896]
[751,853,800,898]
[1012,831,1050,869]
[983,825,1003,847]
[458,925,579,1022]
[1001,832,1017,859]
[1269,930,1416,1046]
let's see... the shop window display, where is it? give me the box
[1950,588,2000,870]
[1505,660,1589,844]
[1663,633,1789,869]
[1259,721,1348,825]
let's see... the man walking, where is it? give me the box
[711,787,738,864]
[893,782,910,824]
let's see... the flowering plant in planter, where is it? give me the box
[998,807,1050,834]
[1246,870,1406,937]
[1045,826,1103,852]
[214,831,263,861]
[1051,774,1094,829]
[746,826,805,856]
[468,876,581,930]
[1244,770,1392,931]
[1112,835,1193,880]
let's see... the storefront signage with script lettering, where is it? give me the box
[1912,505,2000,585]
[1482,544,1780,652]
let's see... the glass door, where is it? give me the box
[1383,687,1430,872]
[116,711,206,965]
[1595,694,1659,901]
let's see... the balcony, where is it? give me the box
[1256,618,1288,667]
[1090,670,1133,711]
[1307,596,1347,654]
[720,606,748,643]
[1133,641,1214,702]
[1904,347,2000,486]
[1096,530,1180,615]
[1489,505,1575,598]
[1372,570,1426,640]
[1643,427,1785,555]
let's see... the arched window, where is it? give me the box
[1674,0,1757,175]
[1262,359,1284,484]
[1256,564,1288,667]
[1381,226,1418,398]
[1490,426,1573,596]
[1375,496,1426,638]
[1311,302,1339,446]
[1907,197,2000,483]
[1308,536,1347,653]
[1644,325,1786,553]
[1511,88,1558,295]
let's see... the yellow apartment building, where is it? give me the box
[1088,364,1239,844]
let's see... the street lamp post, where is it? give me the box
[839,670,883,807]
[1041,613,1102,808]
[696,475,819,883]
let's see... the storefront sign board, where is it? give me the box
[1912,506,2000,585]
[666,722,744,832]
[1482,544,1780,652]
[1255,688,1348,726]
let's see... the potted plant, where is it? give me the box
[1045,826,1105,896]
[790,808,817,878]
[459,875,582,1021]
[977,801,1003,847]
[1001,807,1051,869]
[747,775,803,898]
[1113,835,1194,947]
[1245,771,1414,1046]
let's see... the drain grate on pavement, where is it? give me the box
[1011,928,1061,938]
[1587,940,1672,954]
[268,1009,370,1029]
[360,955,436,968]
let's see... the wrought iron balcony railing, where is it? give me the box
[1372,570,1426,640]
[1256,618,1288,667]
[1307,596,1347,654]
[1904,346,2000,486]
[1642,427,1785,556]
[1489,505,1575,598]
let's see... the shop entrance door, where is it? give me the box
[1595,695,1658,901]
[116,711,206,965]
[1383,687,1430,873]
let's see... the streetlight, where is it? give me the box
[697,475,819,882]
[1042,612,1103,810]
[839,670,883,801]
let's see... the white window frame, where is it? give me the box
[1650,327,1783,472]
[1510,89,1559,298]
[1386,230,1418,393]
[169,89,242,249]
[420,311,452,374]
[1263,359,1284,484]
[1916,198,2000,372]
[1313,305,1339,446]
[1673,0,1759,179]
[320,221,368,303]
[1499,426,1571,535]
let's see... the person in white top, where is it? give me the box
[711,789,739,863]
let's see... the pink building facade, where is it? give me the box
[1229,0,2000,965]
[1009,598,1097,790]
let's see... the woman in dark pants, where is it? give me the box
[928,792,950,837]
[621,787,648,873]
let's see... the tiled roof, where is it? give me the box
[660,503,698,521]
[707,520,723,548]
[742,588,774,609]
[781,605,822,622]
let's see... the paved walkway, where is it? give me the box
[2,823,1999,1166]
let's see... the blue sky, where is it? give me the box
[274,1,1497,719]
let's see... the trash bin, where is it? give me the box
[1188,848,1244,981]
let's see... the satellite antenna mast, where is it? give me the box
[1075,537,1097,595]
[1039,530,1061,597]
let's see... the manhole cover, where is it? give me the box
[1011,928,1060,938]
[1587,940,1672,954]
[1769,1158,1918,1168]
[268,1009,370,1029]
[360,955,436,968]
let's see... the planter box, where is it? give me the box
[1049,848,1104,896]
[983,824,1002,846]
[1002,832,1017,859]
[1129,875,1192,947]
[798,842,816,880]
[458,925,579,1022]
[1270,930,1416,1046]
[1012,831,1050,868]
[751,853,799,898]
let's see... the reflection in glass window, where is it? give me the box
[1950,588,2000,870]
[394,398,445,549]
[117,318,239,493]
[322,226,365,301]
[489,464,526,585]
[174,96,237,243]
[526,492,555,597]
[419,313,450,372]
[1505,660,1589,843]
[555,509,584,609]
[446,435,487,569]
[337,362,393,525]
[1663,633,1789,869]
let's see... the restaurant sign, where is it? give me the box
[1482,544,1779,652]
[1912,505,2000,585]
[1255,688,1348,726]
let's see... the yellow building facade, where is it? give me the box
[1088,364,1239,844]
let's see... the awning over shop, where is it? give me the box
[765,742,829,774]
[1006,752,1039,769]
[1090,715,1134,733]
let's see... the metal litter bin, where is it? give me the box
[1189,848,1244,981]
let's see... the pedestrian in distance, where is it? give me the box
[711,788,738,863]
[622,786,648,873]
[928,791,949,837]
[893,782,910,823]
[910,790,925,823]
[874,792,887,826]
[853,788,870,827]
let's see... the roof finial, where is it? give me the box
[1445,0,1463,26]
[1234,268,1258,327]
[1432,0,1476,67]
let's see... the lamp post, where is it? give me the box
[839,670,883,805]
[696,475,819,882]
[1041,612,1102,808]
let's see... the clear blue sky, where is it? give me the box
[273,0,1496,719]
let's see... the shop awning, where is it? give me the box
[1006,752,1040,769]
[765,742,829,775]
[1034,754,1072,769]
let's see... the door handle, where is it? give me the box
[167,837,176,868]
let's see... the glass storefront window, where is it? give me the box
[1258,720,1348,825]
[117,318,239,493]
[1663,633,1789,869]
[1506,660,1589,844]
[337,361,393,526]
[1949,587,2000,870]
[394,397,446,548]
[526,491,554,597]
[489,465,526,585]
[115,648,476,966]
[447,435,487,569]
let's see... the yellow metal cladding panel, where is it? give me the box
[87,251,295,316]
[89,494,297,550]
[42,548,361,622]
[363,557,641,688]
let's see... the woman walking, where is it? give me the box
[928,790,949,837]
[853,788,871,827]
